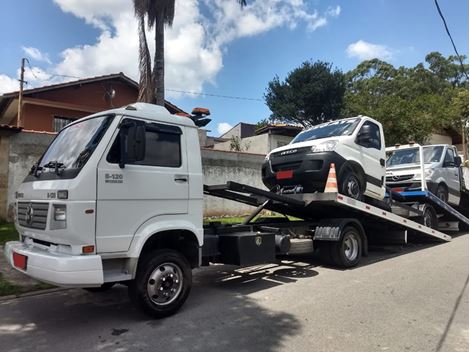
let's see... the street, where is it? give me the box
[0,234,468,352]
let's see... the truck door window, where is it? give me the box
[107,121,182,167]
[443,148,455,167]
[357,121,381,149]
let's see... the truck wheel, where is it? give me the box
[84,282,115,292]
[420,204,438,229]
[129,249,192,318]
[330,226,362,268]
[339,170,364,201]
[436,184,448,203]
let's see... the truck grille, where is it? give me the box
[272,161,302,172]
[17,202,49,230]
[386,174,414,183]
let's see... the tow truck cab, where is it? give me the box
[262,116,386,201]
[5,103,203,287]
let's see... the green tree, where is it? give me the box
[343,53,469,145]
[265,61,346,127]
[133,0,246,106]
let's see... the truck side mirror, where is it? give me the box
[119,121,146,168]
[454,156,462,167]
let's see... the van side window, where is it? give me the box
[444,148,454,166]
[358,121,381,149]
[107,121,182,167]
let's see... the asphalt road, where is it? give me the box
[0,235,468,352]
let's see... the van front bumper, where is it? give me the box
[4,241,104,287]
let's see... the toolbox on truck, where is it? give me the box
[217,232,275,266]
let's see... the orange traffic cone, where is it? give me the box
[324,163,338,193]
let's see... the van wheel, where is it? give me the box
[84,282,115,292]
[330,226,362,268]
[436,184,448,203]
[339,170,364,201]
[129,249,192,318]
[419,204,438,229]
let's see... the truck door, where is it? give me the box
[443,147,461,205]
[96,118,189,253]
[355,120,385,198]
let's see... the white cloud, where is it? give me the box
[1,1,341,98]
[22,47,52,64]
[346,40,392,61]
[218,122,233,135]
[327,5,341,17]
[0,74,19,94]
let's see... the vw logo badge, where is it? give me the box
[255,235,262,246]
[25,203,34,224]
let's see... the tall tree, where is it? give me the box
[264,61,346,127]
[133,0,246,106]
[342,53,469,145]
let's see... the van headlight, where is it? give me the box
[424,169,435,179]
[53,204,67,221]
[311,140,338,152]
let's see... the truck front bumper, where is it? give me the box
[4,241,104,287]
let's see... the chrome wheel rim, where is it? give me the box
[343,234,359,261]
[147,262,183,306]
[346,177,361,199]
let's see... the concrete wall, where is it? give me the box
[0,134,11,219]
[2,131,265,220]
[5,131,55,219]
[202,149,265,217]
[213,133,294,155]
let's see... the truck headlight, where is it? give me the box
[53,205,67,221]
[311,140,338,153]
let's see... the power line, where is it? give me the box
[433,0,469,80]
[165,88,263,101]
[23,63,263,102]
[25,60,81,83]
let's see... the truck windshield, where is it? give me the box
[386,146,444,167]
[291,118,360,144]
[32,115,114,178]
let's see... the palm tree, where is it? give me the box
[133,0,247,106]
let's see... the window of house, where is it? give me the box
[53,116,75,132]
[107,120,182,167]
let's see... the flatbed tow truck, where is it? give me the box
[4,103,468,318]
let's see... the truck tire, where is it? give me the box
[83,282,115,292]
[419,204,438,229]
[436,184,448,203]
[128,249,192,318]
[339,170,364,201]
[330,226,362,268]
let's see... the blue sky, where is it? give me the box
[0,0,468,136]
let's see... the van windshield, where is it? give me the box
[291,118,360,144]
[30,115,114,179]
[386,146,444,167]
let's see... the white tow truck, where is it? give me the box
[4,103,468,318]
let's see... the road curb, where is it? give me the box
[0,287,68,301]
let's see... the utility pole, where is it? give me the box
[17,58,27,127]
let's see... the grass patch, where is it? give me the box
[0,222,18,246]
[203,215,303,226]
[0,274,21,296]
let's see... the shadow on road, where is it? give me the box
[0,279,302,352]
